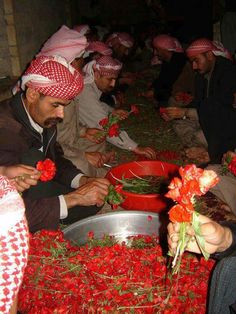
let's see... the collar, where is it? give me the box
[21,94,43,135]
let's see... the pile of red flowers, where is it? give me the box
[18,230,215,313]
[36,159,56,182]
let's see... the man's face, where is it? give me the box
[153,46,171,62]
[113,43,130,60]
[26,92,70,128]
[189,52,214,75]
[95,72,118,93]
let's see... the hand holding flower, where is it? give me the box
[168,214,233,256]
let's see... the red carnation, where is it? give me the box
[228,156,236,176]
[130,105,139,115]
[36,158,56,182]
[99,117,109,127]
[108,123,120,137]
[159,107,167,115]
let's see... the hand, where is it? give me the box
[64,178,110,208]
[112,109,129,120]
[185,147,210,163]
[160,107,186,121]
[0,164,41,192]
[85,152,107,168]
[84,128,106,144]
[133,146,157,159]
[168,214,233,256]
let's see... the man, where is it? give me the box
[168,213,236,314]
[161,38,236,164]
[57,55,156,177]
[106,32,134,61]
[146,34,195,107]
[0,55,110,233]
[37,24,88,72]
[36,25,111,177]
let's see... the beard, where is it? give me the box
[43,117,63,128]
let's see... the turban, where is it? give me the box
[21,55,84,100]
[73,24,90,36]
[152,34,184,53]
[85,41,112,56]
[106,32,134,49]
[37,25,88,63]
[0,176,29,313]
[83,56,122,84]
[186,38,232,60]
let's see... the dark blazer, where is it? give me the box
[192,56,236,163]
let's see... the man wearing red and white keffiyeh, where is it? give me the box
[0,55,111,232]
[106,32,134,60]
[0,176,29,314]
[57,55,156,177]
[160,37,236,164]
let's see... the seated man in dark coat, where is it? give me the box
[150,34,194,107]
[160,38,236,164]
[0,55,110,233]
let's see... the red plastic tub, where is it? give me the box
[106,160,179,213]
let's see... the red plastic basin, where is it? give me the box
[106,160,179,213]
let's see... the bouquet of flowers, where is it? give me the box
[165,164,219,274]
[36,158,56,182]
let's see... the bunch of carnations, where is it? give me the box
[98,113,120,138]
[174,92,193,105]
[18,229,215,313]
[165,164,219,274]
[36,158,56,182]
[222,154,236,176]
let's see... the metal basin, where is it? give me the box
[63,211,161,245]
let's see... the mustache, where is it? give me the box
[44,117,63,127]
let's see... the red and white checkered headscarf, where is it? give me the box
[152,34,184,53]
[73,24,90,36]
[186,38,232,60]
[106,32,134,49]
[0,176,29,314]
[21,55,84,100]
[37,25,88,63]
[85,41,112,56]
[83,56,122,84]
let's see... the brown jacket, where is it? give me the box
[0,94,83,232]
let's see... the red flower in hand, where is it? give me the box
[130,105,139,115]
[108,124,120,137]
[36,159,56,182]
[159,107,167,114]
[169,204,192,223]
[99,117,109,127]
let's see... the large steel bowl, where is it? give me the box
[63,211,161,245]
